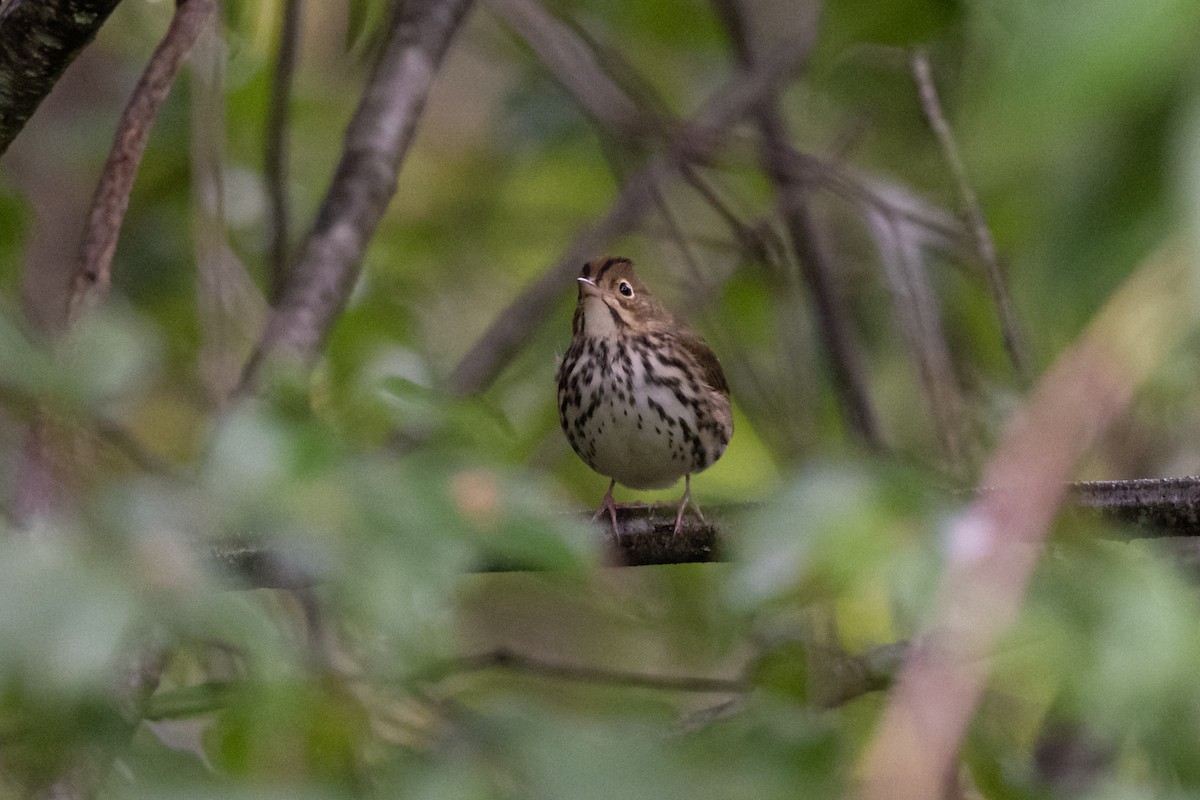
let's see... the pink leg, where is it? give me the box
[672,474,704,536]
[593,478,620,535]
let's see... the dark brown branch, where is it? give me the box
[265,0,302,303]
[211,473,1200,591]
[910,49,1031,386]
[239,0,474,392]
[0,0,125,156]
[69,0,216,326]
[447,32,818,396]
[1070,476,1200,536]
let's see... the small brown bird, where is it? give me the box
[556,256,733,535]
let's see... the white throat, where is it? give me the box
[581,295,622,339]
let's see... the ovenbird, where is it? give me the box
[556,256,733,536]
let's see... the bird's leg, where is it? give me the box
[672,474,703,537]
[593,478,621,536]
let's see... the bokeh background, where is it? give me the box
[3,0,1200,796]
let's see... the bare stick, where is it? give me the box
[854,242,1195,800]
[69,0,216,326]
[239,0,474,392]
[447,34,816,396]
[911,49,1032,386]
[265,0,303,302]
[0,0,125,156]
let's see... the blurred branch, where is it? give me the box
[447,24,818,396]
[0,0,125,156]
[910,49,1031,386]
[457,647,747,693]
[785,152,973,259]
[265,0,302,303]
[239,0,474,393]
[855,242,1196,800]
[866,206,971,474]
[190,15,267,405]
[484,0,643,137]
[68,0,216,327]
[447,164,662,396]
[715,0,883,452]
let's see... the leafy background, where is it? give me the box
[2,0,1200,796]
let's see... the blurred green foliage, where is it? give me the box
[1,0,1200,796]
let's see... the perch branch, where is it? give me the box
[210,472,1200,592]
[239,0,474,392]
[0,0,125,156]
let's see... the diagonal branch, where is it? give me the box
[911,49,1031,386]
[447,28,817,396]
[484,0,643,136]
[239,0,475,393]
[0,0,125,156]
[866,205,971,473]
[69,0,216,327]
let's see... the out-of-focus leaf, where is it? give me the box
[728,464,930,611]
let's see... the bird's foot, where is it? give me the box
[672,475,704,538]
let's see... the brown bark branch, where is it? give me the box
[211,471,1200,591]
[239,0,474,393]
[0,0,125,156]
[68,0,215,327]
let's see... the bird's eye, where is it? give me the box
[618,281,634,298]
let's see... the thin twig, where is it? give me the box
[447,33,817,396]
[484,0,642,137]
[866,205,971,474]
[0,0,126,156]
[239,0,474,394]
[714,0,883,452]
[910,49,1031,386]
[265,0,303,302]
[69,0,216,326]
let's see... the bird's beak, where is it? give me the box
[577,276,600,297]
